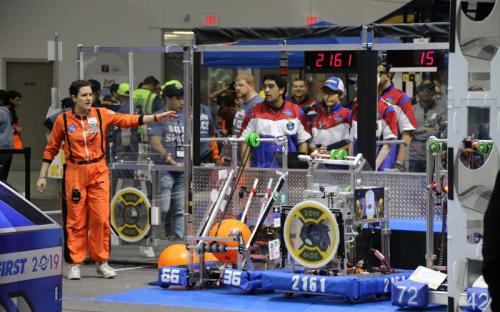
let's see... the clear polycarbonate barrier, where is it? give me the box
[78,47,188,261]
[200,52,449,173]
[82,52,130,99]
[73,41,450,262]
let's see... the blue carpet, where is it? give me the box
[390,219,443,232]
[91,287,447,312]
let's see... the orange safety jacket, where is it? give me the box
[43,107,143,164]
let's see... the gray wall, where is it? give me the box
[0,0,408,194]
[0,0,409,91]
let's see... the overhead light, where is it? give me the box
[165,34,179,38]
[173,31,194,35]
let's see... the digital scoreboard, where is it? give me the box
[305,51,356,70]
[385,50,445,68]
[305,50,445,71]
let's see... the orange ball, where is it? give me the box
[209,219,251,264]
[157,243,218,268]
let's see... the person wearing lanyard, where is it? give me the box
[36,80,177,280]
[149,81,185,239]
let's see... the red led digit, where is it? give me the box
[425,51,435,66]
[309,51,357,69]
[334,53,342,67]
[315,53,325,68]
[420,51,436,66]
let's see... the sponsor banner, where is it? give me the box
[0,247,62,285]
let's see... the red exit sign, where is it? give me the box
[203,15,218,26]
[306,16,319,25]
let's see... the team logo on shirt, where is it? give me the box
[286,119,295,131]
[68,124,76,133]
[88,123,100,134]
[200,114,209,131]
[376,120,381,137]
[385,96,395,104]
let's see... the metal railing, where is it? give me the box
[0,147,31,200]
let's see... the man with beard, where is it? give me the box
[408,80,447,172]
[232,73,263,136]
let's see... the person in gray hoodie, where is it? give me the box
[0,91,13,181]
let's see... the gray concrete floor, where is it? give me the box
[62,263,224,312]
[28,198,224,312]
[6,172,229,312]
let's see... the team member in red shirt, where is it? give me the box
[378,63,417,171]
[350,97,399,171]
[240,74,310,168]
[310,76,351,155]
[290,78,318,127]
[290,78,316,111]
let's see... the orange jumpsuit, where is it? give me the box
[42,107,142,264]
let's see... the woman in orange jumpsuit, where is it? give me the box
[36,80,177,280]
